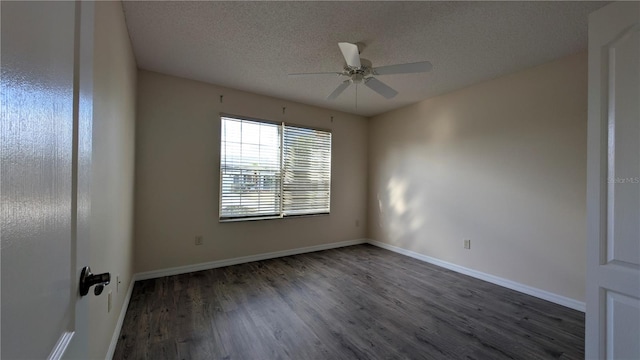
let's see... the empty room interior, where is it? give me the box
[2,1,640,360]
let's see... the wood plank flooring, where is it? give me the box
[113,244,584,359]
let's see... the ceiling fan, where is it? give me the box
[289,42,433,100]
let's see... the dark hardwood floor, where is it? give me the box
[113,244,584,360]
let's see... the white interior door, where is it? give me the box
[587,2,640,359]
[1,1,94,359]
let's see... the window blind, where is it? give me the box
[220,117,281,219]
[282,125,332,216]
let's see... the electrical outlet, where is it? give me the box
[116,275,120,293]
[195,235,203,245]
[464,239,471,250]
[108,290,112,313]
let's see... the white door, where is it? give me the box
[586,2,640,359]
[1,1,95,359]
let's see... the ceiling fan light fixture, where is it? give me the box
[351,73,364,84]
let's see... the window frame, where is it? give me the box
[218,113,332,222]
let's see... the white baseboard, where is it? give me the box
[134,238,367,281]
[105,278,135,360]
[366,239,585,312]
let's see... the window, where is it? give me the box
[220,115,331,220]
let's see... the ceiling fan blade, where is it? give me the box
[373,61,433,75]
[288,72,343,77]
[364,77,398,99]
[326,80,351,100]
[338,42,361,69]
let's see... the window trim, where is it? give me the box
[218,113,332,222]
[219,113,332,133]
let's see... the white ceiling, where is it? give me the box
[122,1,607,117]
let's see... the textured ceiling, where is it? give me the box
[122,1,606,117]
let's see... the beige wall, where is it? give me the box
[367,52,587,302]
[134,70,368,273]
[89,1,137,358]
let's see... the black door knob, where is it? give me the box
[79,266,111,296]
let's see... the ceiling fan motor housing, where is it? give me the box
[344,59,372,83]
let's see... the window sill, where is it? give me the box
[219,212,329,223]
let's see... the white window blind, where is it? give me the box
[282,125,331,216]
[220,117,281,219]
[219,116,331,220]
